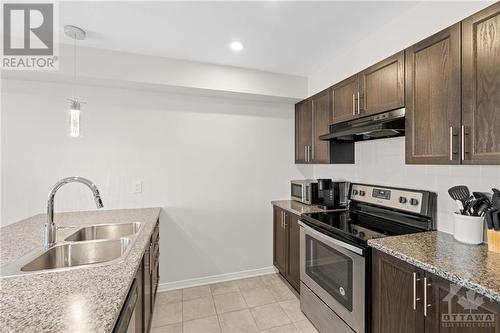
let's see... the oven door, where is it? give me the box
[299,221,365,333]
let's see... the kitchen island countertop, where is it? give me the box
[0,207,161,332]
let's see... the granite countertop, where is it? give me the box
[271,200,342,216]
[0,207,161,332]
[368,231,500,302]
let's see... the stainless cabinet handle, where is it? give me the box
[150,243,154,274]
[461,125,466,161]
[449,127,454,161]
[357,91,360,115]
[413,272,421,310]
[304,146,308,162]
[310,145,314,161]
[352,94,355,116]
[423,277,431,316]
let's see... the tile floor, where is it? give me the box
[151,273,319,333]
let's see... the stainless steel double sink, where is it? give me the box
[1,222,143,276]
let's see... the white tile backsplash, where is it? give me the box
[313,137,498,234]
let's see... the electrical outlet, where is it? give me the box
[133,180,142,194]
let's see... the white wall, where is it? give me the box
[1,79,312,285]
[308,1,493,95]
[3,44,308,100]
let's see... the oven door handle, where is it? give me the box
[298,221,364,256]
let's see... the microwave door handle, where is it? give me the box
[298,221,363,256]
[302,186,306,203]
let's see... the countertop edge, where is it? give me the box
[368,239,500,302]
[271,199,342,216]
[109,207,161,328]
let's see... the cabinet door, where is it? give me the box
[359,51,405,116]
[273,207,287,274]
[462,2,500,165]
[311,89,331,164]
[135,260,144,333]
[295,100,312,163]
[405,24,462,164]
[425,273,500,333]
[372,250,425,333]
[143,250,152,331]
[287,213,301,292]
[332,75,359,124]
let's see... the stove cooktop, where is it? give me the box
[301,209,426,246]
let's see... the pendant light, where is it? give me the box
[64,25,86,138]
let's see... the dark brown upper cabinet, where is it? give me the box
[405,23,462,164]
[331,75,359,124]
[462,2,500,164]
[295,89,331,164]
[311,89,332,164]
[359,51,405,116]
[331,52,404,124]
[295,99,312,163]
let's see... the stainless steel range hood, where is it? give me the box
[320,108,405,142]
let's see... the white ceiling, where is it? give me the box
[59,1,421,76]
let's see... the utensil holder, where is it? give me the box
[453,213,484,245]
[487,230,500,253]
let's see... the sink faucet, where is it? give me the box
[45,177,104,248]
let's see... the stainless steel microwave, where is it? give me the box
[291,180,319,205]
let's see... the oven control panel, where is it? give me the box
[350,184,424,214]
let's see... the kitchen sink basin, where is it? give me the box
[20,238,131,272]
[64,222,143,242]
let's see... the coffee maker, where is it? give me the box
[317,179,349,210]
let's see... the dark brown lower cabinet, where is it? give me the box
[373,249,500,333]
[287,213,301,291]
[114,220,160,333]
[273,206,300,292]
[372,250,424,333]
[273,206,288,274]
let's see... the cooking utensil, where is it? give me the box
[463,197,477,215]
[492,189,500,210]
[486,210,494,229]
[473,192,491,200]
[448,186,470,214]
[472,197,491,216]
[454,200,465,214]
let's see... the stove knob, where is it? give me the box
[410,198,419,206]
[399,196,407,204]
[352,189,359,195]
[358,231,366,238]
[352,228,358,234]
[359,190,366,196]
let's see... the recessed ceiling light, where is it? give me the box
[230,41,243,52]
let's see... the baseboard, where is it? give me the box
[157,266,278,292]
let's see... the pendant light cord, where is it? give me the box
[73,33,77,100]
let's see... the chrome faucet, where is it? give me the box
[45,177,104,248]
